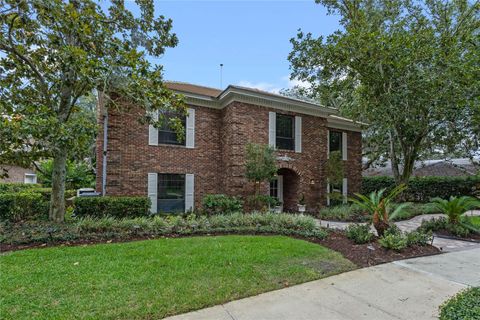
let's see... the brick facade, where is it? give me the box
[96,84,362,212]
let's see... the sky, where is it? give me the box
[144,0,340,92]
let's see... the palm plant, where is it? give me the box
[431,196,480,225]
[349,184,408,236]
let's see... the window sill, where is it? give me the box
[153,143,191,149]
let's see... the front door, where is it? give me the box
[270,175,284,211]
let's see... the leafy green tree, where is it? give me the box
[245,143,278,195]
[0,0,184,222]
[289,0,479,184]
[37,159,95,191]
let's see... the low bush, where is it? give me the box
[378,233,408,251]
[1,213,328,245]
[439,287,480,320]
[345,224,374,244]
[379,225,432,250]
[418,218,472,238]
[362,176,480,202]
[318,204,369,222]
[0,183,41,193]
[406,230,432,246]
[0,191,49,222]
[73,196,151,218]
[318,202,438,222]
[202,194,243,215]
[244,195,279,212]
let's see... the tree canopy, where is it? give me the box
[0,0,184,221]
[289,0,479,184]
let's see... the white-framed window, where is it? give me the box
[24,173,37,184]
[268,112,302,153]
[327,178,348,206]
[328,130,348,160]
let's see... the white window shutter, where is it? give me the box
[342,178,348,204]
[186,108,195,149]
[185,174,194,212]
[326,181,330,206]
[327,130,330,159]
[268,112,276,148]
[295,116,302,153]
[148,110,158,146]
[147,173,157,214]
[342,132,348,160]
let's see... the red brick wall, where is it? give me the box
[96,100,362,211]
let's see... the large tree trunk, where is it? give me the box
[49,148,67,222]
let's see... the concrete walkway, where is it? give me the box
[166,249,480,320]
[318,210,480,252]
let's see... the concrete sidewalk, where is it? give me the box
[166,249,479,320]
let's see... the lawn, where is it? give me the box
[466,216,480,228]
[0,235,355,319]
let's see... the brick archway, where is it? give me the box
[277,167,300,212]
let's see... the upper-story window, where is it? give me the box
[276,114,295,151]
[329,130,342,155]
[158,114,186,146]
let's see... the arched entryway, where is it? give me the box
[269,168,300,212]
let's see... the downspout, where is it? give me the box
[102,112,108,196]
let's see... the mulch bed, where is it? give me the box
[1,231,442,269]
[434,230,480,242]
[305,231,441,268]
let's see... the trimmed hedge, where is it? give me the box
[440,287,480,320]
[0,191,49,222]
[73,196,151,218]
[361,176,480,202]
[0,183,42,193]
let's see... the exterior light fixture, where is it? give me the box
[310,179,315,185]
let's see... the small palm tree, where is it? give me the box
[431,196,480,225]
[350,184,408,236]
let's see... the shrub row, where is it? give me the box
[0,191,49,222]
[0,188,76,222]
[73,196,151,219]
[318,202,438,222]
[361,176,480,202]
[1,213,328,245]
[0,183,42,193]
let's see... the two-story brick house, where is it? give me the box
[96,82,362,213]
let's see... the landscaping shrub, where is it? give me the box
[0,183,41,193]
[245,195,279,212]
[202,194,243,215]
[345,224,374,244]
[318,204,369,222]
[406,230,432,246]
[1,213,328,245]
[439,287,480,320]
[419,218,472,238]
[0,191,49,221]
[378,233,408,251]
[73,196,151,218]
[361,176,480,202]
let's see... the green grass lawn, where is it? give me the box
[465,216,480,229]
[0,235,355,319]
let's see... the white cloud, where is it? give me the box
[237,76,310,94]
[237,81,282,94]
[281,76,310,89]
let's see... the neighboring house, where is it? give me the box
[0,165,37,184]
[96,82,363,213]
[363,158,479,177]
